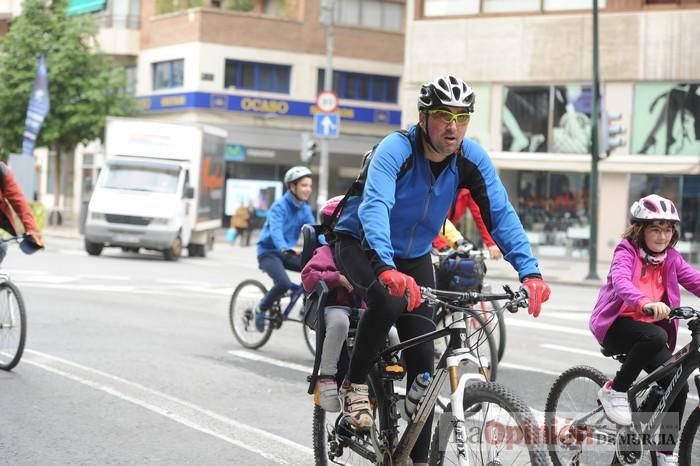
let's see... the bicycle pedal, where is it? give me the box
[380,360,406,380]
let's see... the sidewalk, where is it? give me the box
[484,254,610,288]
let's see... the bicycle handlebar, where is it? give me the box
[420,284,529,314]
[642,305,700,320]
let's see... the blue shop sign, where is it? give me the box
[137,92,401,126]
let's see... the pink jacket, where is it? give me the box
[589,239,700,350]
[301,245,365,308]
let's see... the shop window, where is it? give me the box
[152,59,184,90]
[544,0,606,9]
[516,171,590,257]
[224,60,291,94]
[423,0,478,16]
[632,83,700,155]
[502,87,549,152]
[482,0,539,13]
[318,70,399,103]
[335,0,404,32]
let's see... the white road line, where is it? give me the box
[498,362,561,376]
[229,350,313,373]
[507,318,591,336]
[23,349,313,464]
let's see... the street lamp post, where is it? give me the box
[587,0,601,281]
[318,0,336,207]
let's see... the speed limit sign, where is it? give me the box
[316,91,338,113]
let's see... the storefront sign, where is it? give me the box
[137,92,401,126]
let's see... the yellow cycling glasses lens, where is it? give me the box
[428,109,471,125]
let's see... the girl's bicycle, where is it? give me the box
[544,306,700,466]
[229,279,315,354]
[312,285,549,466]
[0,235,42,371]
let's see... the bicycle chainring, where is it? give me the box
[615,427,643,465]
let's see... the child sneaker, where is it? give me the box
[339,381,373,430]
[598,380,632,426]
[317,376,340,412]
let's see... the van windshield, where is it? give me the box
[103,164,181,193]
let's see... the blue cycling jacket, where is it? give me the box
[257,191,315,257]
[335,125,541,281]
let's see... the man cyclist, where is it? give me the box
[254,166,315,331]
[332,74,550,465]
[0,162,43,262]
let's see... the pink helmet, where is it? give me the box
[321,196,344,217]
[630,194,680,224]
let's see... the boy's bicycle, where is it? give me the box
[544,306,700,466]
[0,235,41,371]
[312,285,549,466]
[229,279,315,354]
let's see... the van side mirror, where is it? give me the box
[184,186,195,199]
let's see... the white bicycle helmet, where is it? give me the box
[418,74,475,113]
[284,166,312,185]
[630,194,680,224]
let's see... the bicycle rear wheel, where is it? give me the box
[312,371,387,465]
[303,323,316,356]
[0,280,27,371]
[429,381,548,465]
[229,280,274,349]
[544,365,620,466]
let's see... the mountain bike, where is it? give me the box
[229,279,315,354]
[312,285,549,466]
[545,306,700,466]
[0,235,41,371]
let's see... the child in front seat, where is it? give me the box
[302,196,399,412]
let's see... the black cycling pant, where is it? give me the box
[334,234,436,462]
[604,317,688,454]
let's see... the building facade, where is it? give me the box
[135,0,405,219]
[404,0,700,262]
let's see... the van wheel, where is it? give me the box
[163,236,182,261]
[187,243,206,258]
[85,240,103,256]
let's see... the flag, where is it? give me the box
[22,54,50,156]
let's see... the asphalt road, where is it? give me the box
[1,236,698,465]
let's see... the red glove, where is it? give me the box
[522,277,551,318]
[378,269,422,312]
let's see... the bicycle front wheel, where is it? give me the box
[544,365,618,466]
[429,381,548,465]
[0,280,27,371]
[679,405,700,466]
[229,280,273,349]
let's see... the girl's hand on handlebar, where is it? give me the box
[643,302,671,321]
[487,245,502,261]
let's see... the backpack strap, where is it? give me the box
[322,129,413,235]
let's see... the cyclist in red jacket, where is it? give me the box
[432,188,502,260]
[0,162,43,262]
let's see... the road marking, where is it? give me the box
[507,318,590,336]
[229,350,313,373]
[22,349,313,464]
[498,362,561,376]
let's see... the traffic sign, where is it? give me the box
[314,113,340,138]
[316,91,338,113]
